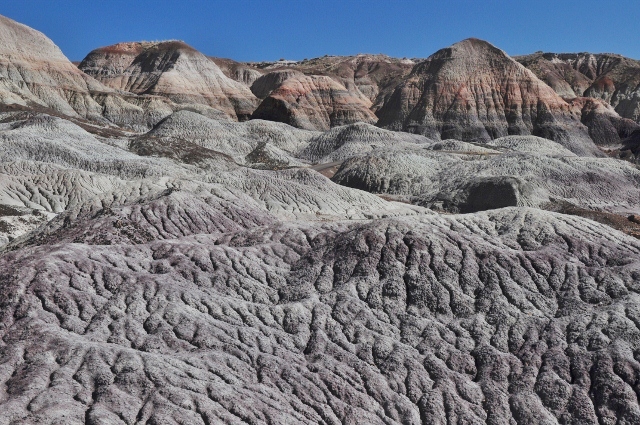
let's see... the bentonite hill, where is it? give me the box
[3,11,640,425]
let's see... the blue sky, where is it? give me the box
[4,0,640,62]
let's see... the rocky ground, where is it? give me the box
[2,12,640,425]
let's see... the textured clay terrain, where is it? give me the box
[2,12,640,425]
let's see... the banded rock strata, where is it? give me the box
[251,72,378,131]
[79,41,259,121]
[375,39,603,156]
[258,54,416,110]
[517,52,640,123]
[0,15,180,132]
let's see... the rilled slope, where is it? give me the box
[79,41,259,121]
[3,208,640,424]
[0,109,422,245]
[376,39,601,156]
[7,12,640,425]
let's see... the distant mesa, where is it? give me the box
[273,53,415,108]
[250,53,414,110]
[246,54,415,131]
[515,51,595,98]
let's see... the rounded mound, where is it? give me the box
[486,135,577,156]
[299,122,430,162]
[427,139,500,154]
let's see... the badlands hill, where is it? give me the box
[375,39,608,155]
[79,41,259,121]
[247,55,414,131]
[333,135,640,214]
[209,56,264,86]
[75,33,640,151]
[0,15,178,131]
[517,52,640,122]
[3,12,640,425]
[251,70,379,131]
[252,54,415,109]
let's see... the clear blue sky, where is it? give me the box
[3,0,640,62]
